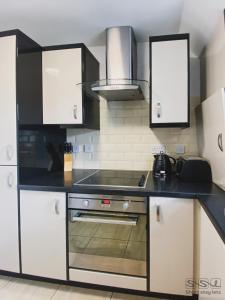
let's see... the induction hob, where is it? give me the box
[74,169,149,188]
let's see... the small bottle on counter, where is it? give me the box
[64,142,73,172]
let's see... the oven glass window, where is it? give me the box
[68,210,147,277]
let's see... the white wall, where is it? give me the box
[67,42,200,170]
[201,13,225,100]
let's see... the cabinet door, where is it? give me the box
[199,89,225,188]
[0,35,17,165]
[150,197,193,296]
[0,166,19,272]
[150,36,189,126]
[20,190,66,280]
[199,207,225,300]
[43,48,83,125]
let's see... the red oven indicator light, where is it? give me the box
[102,199,110,205]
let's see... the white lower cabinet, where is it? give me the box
[0,166,19,272]
[20,190,67,280]
[199,206,225,300]
[149,197,194,296]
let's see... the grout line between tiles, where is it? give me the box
[49,284,60,300]
[0,276,13,291]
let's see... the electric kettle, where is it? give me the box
[153,152,176,178]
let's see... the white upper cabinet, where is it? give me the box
[150,34,189,127]
[197,89,225,189]
[20,190,67,280]
[0,35,17,165]
[201,13,225,99]
[0,166,19,272]
[43,48,83,125]
[42,45,100,128]
[149,197,193,296]
[199,206,225,300]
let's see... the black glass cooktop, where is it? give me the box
[74,170,149,188]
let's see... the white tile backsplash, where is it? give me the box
[67,96,200,171]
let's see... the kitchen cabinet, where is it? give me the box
[42,44,99,128]
[0,35,17,165]
[149,197,193,296]
[17,34,43,125]
[199,206,225,300]
[0,166,19,272]
[150,34,190,127]
[0,30,42,273]
[0,30,43,127]
[20,190,67,280]
[197,89,225,189]
[200,13,225,100]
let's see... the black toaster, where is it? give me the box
[176,157,212,182]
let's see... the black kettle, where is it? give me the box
[153,152,176,178]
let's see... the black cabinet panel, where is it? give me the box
[83,46,100,129]
[17,33,43,125]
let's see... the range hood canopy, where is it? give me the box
[78,26,149,101]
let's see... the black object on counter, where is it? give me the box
[138,175,146,187]
[64,142,73,153]
[152,152,176,178]
[176,156,212,182]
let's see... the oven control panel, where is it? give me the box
[68,194,146,214]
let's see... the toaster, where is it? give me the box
[176,156,212,182]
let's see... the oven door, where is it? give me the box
[68,209,147,278]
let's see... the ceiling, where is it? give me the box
[0,0,224,56]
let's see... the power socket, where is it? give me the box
[73,144,83,153]
[151,144,166,154]
[175,144,185,154]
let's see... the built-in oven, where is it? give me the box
[68,193,147,291]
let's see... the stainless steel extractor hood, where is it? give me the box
[79,26,148,101]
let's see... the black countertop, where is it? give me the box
[19,169,225,244]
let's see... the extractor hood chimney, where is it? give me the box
[80,26,148,101]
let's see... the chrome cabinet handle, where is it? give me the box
[71,215,137,226]
[156,205,160,222]
[218,133,223,152]
[6,145,13,161]
[54,200,60,215]
[155,102,161,118]
[73,105,77,119]
[7,172,14,188]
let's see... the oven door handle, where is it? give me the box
[71,215,137,226]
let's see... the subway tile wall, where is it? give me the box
[67,44,200,171]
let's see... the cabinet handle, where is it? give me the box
[6,145,13,161]
[73,105,77,119]
[218,133,223,152]
[17,104,19,121]
[155,102,161,118]
[156,205,160,222]
[54,200,60,215]
[7,172,14,188]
